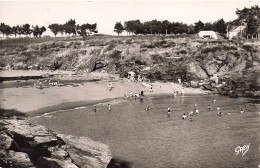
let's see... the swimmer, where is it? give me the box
[218,111,222,116]
[189,111,194,116]
[93,105,97,112]
[146,106,150,111]
[227,111,231,115]
[194,104,197,110]
[182,113,187,119]
[108,104,111,110]
[167,106,171,113]
[208,105,212,110]
[195,109,199,115]
[240,109,244,113]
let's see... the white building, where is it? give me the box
[198,31,218,39]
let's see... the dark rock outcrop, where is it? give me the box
[0,119,112,168]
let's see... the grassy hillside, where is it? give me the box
[1,35,259,97]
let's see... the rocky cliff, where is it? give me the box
[1,36,259,97]
[0,118,121,168]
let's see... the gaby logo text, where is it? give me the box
[235,143,250,156]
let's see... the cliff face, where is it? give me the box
[0,118,112,168]
[0,36,259,97]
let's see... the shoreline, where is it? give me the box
[26,92,210,117]
[0,71,210,117]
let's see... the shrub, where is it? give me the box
[125,39,132,44]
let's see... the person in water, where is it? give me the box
[181,88,185,96]
[227,111,231,115]
[108,104,111,110]
[182,113,187,119]
[217,106,222,116]
[167,106,171,113]
[240,109,244,113]
[214,99,216,103]
[194,104,197,110]
[195,109,199,115]
[208,105,212,110]
[189,111,194,116]
[173,92,177,97]
[140,90,144,97]
[93,105,97,112]
[146,106,150,111]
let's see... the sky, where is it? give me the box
[0,0,260,36]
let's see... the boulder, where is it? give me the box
[58,134,112,168]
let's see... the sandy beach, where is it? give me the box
[0,71,208,115]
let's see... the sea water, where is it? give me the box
[30,94,260,168]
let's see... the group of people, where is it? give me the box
[124,89,145,99]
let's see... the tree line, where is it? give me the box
[114,5,260,38]
[114,19,227,36]
[0,19,98,39]
[0,23,46,38]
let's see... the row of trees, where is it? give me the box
[0,23,46,38]
[114,19,227,36]
[0,19,98,39]
[48,19,98,39]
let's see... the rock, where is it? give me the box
[0,132,14,149]
[203,84,213,90]
[0,150,34,168]
[188,62,208,79]
[37,157,78,168]
[57,134,112,168]
[190,81,200,88]
[0,119,113,168]
[107,158,131,168]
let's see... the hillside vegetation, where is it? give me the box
[0,35,259,97]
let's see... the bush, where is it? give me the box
[125,39,132,44]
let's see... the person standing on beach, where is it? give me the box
[108,104,111,111]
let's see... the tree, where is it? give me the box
[162,20,171,34]
[236,5,260,38]
[203,22,214,30]
[32,25,46,37]
[64,19,76,36]
[194,20,204,33]
[12,25,19,37]
[48,23,60,37]
[214,18,226,34]
[76,23,98,40]
[114,22,124,36]
[22,24,32,36]
[0,23,12,37]
[58,24,65,36]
